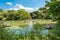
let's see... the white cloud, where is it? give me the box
[8,4,38,12]
[6,2,12,5]
[14,4,24,8]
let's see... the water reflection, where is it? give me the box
[8,21,33,35]
[7,21,48,36]
[41,29,48,37]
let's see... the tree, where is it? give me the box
[46,0,60,22]
[30,7,52,19]
[39,7,52,19]
[0,9,4,20]
[0,9,4,13]
[46,0,60,40]
[30,11,41,19]
[6,10,17,20]
[17,9,31,20]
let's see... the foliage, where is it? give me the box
[0,22,14,40]
[46,0,60,21]
[17,9,31,20]
[0,9,31,20]
[45,0,60,40]
[39,7,52,19]
[30,7,52,19]
[30,11,40,19]
[0,21,58,40]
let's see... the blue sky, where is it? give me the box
[0,0,50,11]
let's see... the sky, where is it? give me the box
[0,0,50,12]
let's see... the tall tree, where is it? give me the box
[7,10,16,20]
[30,11,40,19]
[39,7,52,19]
[46,0,60,22]
[17,9,31,20]
[46,0,60,40]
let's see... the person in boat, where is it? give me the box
[46,24,52,29]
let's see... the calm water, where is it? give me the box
[7,21,48,36]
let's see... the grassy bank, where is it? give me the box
[6,20,56,27]
[6,20,29,28]
[0,20,57,40]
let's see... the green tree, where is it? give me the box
[46,0,60,22]
[46,0,60,40]
[39,7,52,19]
[0,9,4,20]
[30,11,40,19]
[6,10,16,20]
[17,9,31,20]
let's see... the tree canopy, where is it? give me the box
[46,0,60,22]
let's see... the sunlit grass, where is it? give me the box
[36,20,56,24]
[6,20,29,27]
[7,19,56,27]
[6,20,56,27]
